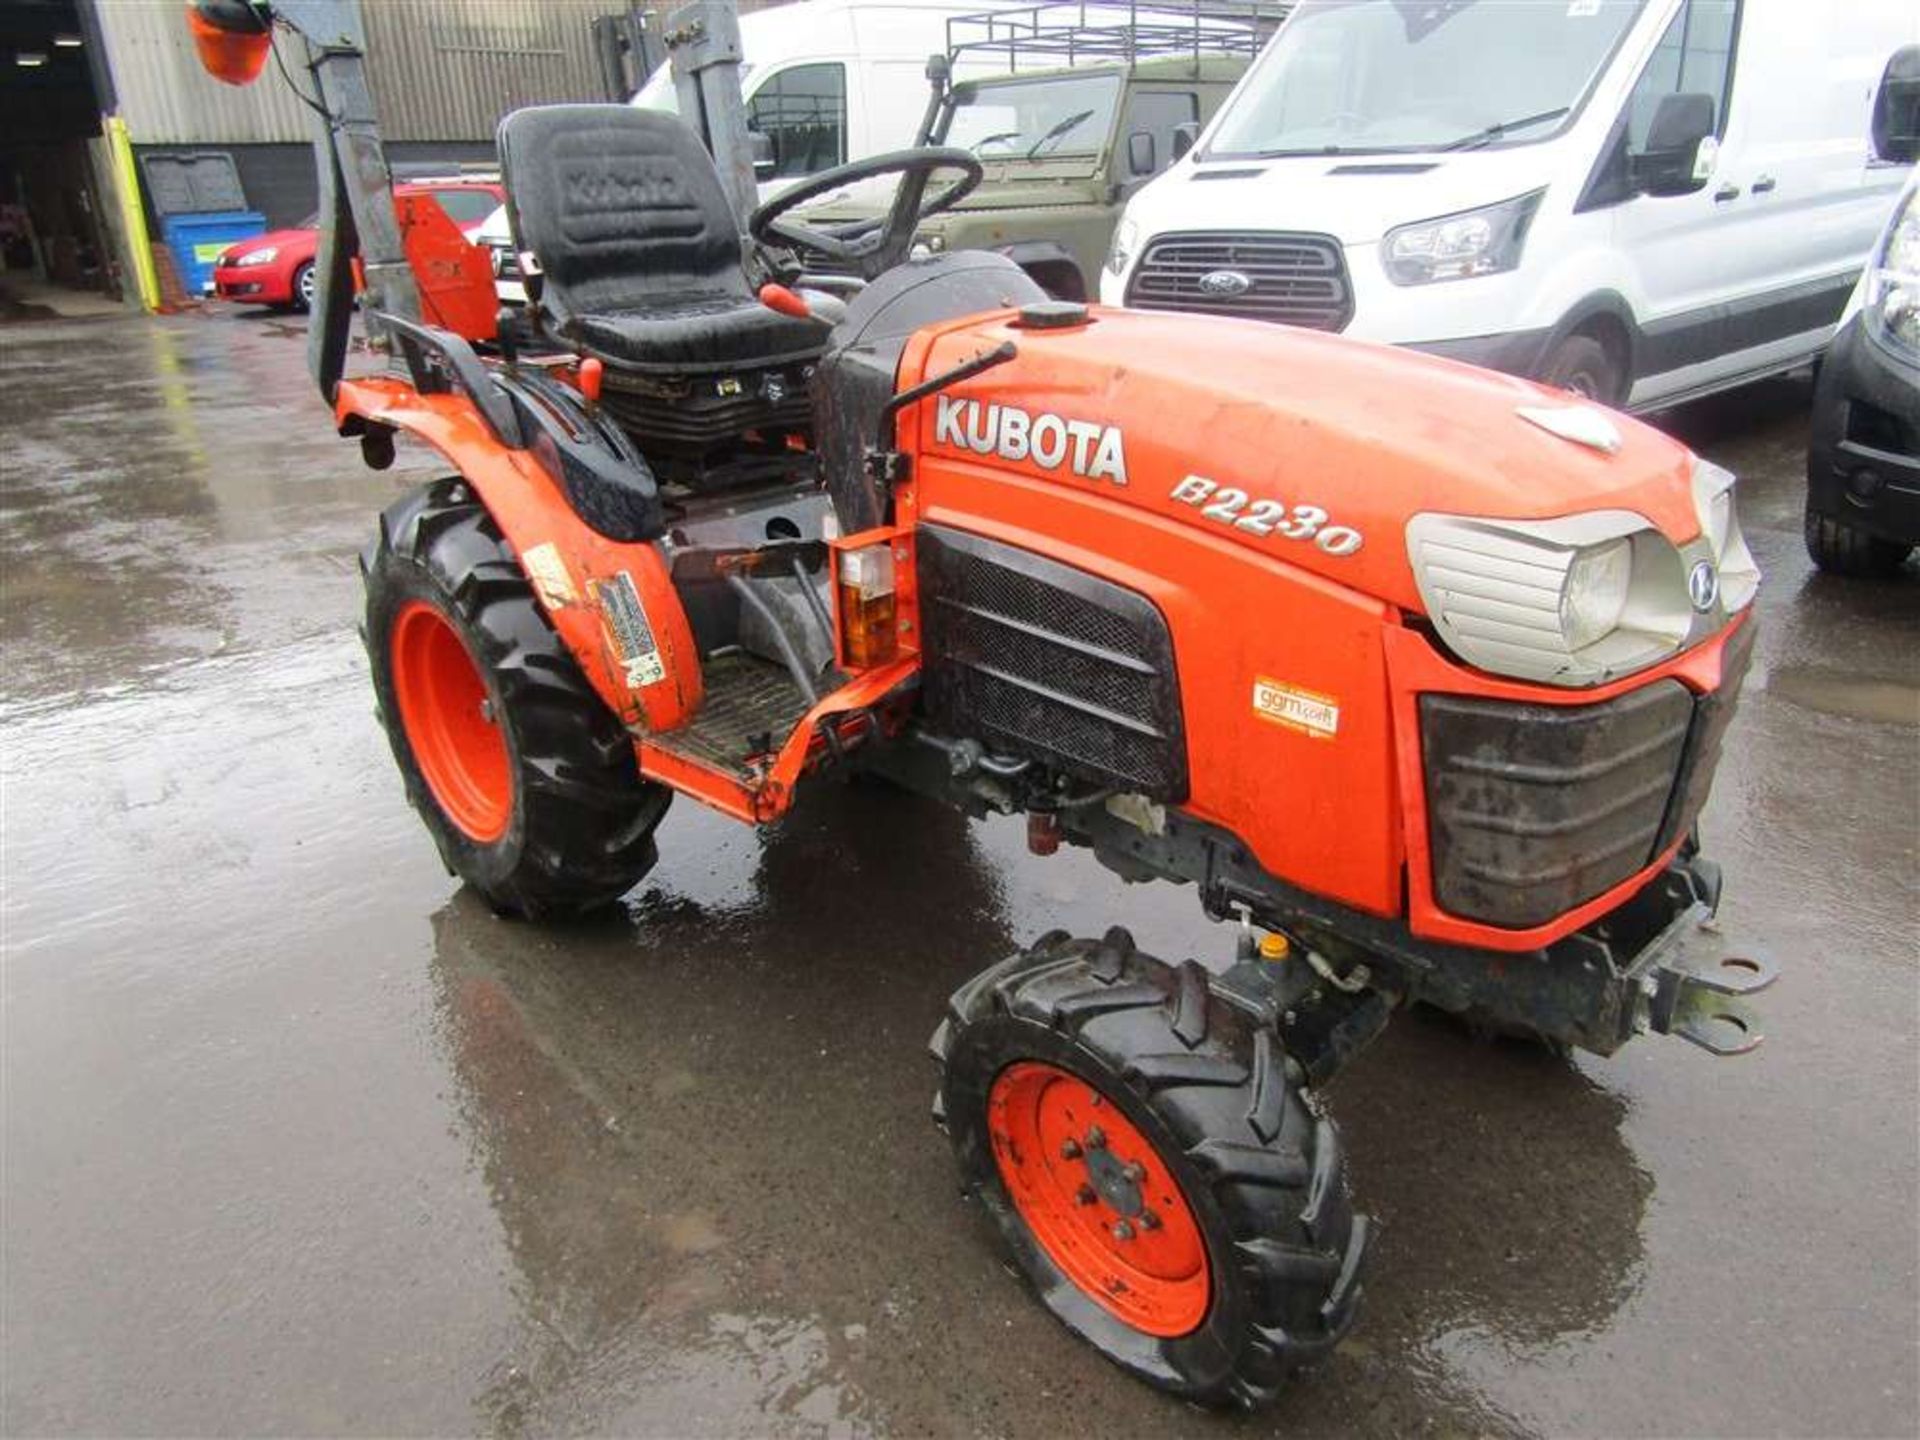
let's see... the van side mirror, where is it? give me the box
[748,129,777,181]
[1872,44,1920,164]
[1633,92,1715,197]
[1171,121,1199,161]
[1127,130,1157,178]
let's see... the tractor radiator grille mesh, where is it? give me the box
[917,526,1186,801]
[1419,619,1753,928]
[1126,230,1353,331]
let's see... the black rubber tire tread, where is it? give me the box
[1803,501,1911,577]
[933,929,1370,1409]
[1538,333,1624,406]
[362,478,671,918]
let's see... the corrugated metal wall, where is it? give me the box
[362,1,610,142]
[98,0,618,146]
[98,0,313,144]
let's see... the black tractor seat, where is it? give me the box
[573,293,822,373]
[497,104,824,376]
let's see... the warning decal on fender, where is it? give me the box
[1252,677,1339,739]
[520,542,578,609]
[593,571,665,689]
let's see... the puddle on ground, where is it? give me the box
[1767,667,1920,726]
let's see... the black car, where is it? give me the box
[1805,178,1918,578]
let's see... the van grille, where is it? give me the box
[1125,230,1352,330]
[918,526,1186,800]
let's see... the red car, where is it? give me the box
[212,178,502,310]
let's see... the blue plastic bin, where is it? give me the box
[159,211,267,295]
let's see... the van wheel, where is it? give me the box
[1539,334,1623,406]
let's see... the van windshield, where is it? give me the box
[945,72,1124,161]
[1207,0,1645,157]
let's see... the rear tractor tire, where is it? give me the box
[362,479,671,918]
[932,929,1370,1409]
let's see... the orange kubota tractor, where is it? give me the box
[191,0,1775,1408]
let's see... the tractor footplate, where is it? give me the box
[1644,930,1777,1056]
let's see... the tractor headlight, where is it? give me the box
[1106,216,1139,277]
[1382,189,1543,286]
[235,247,279,267]
[1406,510,1695,685]
[1863,183,1918,360]
[1561,537,1633,650]
[1690,457,1760,613]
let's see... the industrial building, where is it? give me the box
[0,0,682,315]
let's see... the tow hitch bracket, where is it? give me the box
[1645,929,1778,1056]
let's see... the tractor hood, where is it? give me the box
[907,306,1705,617]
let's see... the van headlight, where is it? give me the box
[1863,183,1918,360]
[1406,510,1695,685]
[1106,216,1139,277]
[1382,189,1543,286]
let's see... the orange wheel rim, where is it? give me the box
[988,1060,1210,1337]
[390,601,512,842]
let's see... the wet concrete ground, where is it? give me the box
[2,309,1915,1438]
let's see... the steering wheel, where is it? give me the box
[749,147,984,281]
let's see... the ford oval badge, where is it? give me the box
[1197,269,1252,297]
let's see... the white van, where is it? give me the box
[632,0,1030,200]
[1101,0,1919,411]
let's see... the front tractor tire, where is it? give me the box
[933,930,1370,1409]
[363,480,671,918]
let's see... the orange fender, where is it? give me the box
[337,377,703,734]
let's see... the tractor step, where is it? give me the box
[645,651,813,779]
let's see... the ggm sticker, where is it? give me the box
[1252,677,1340,740]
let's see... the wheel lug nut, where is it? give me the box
[1076,1184,1098,1206]
[1060,1138,1082,1160]
[1139,1209,1161,1231]
[1122,1161,1145,1183]
[479,699,496,723]
[1085,1126,1106,1150]
[1111,1220,1134,1241]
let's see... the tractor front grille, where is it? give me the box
[1420,620,1754,928]
[918,526,1186,800]
[1125,230,1353,330]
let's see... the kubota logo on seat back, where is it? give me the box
[934,395,1128,486]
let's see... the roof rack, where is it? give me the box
[945,1,1293,73]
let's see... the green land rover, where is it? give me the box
[797,52,1248,300]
